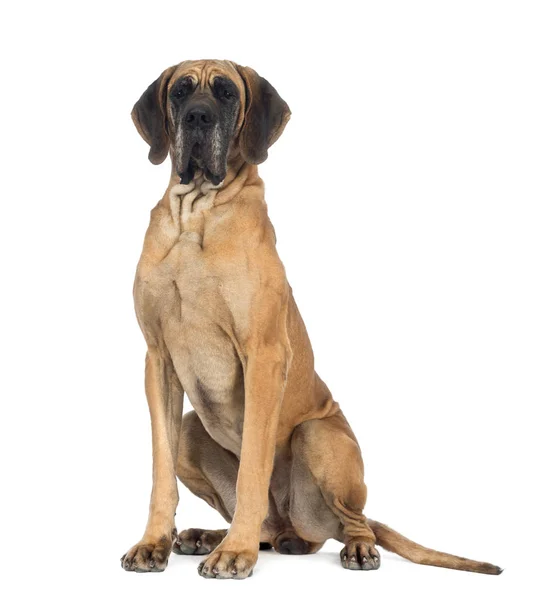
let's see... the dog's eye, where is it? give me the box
[172,78,193,100]
[214,78,237,101]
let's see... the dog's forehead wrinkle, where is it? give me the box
[171,59,240,89]
[170,60,244,101]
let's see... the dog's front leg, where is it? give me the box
[121,350,184,572]
[198,301,292,579]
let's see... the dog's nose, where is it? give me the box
[185,104,215,129]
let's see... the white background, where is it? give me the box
[1,1,543,598]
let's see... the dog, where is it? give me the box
[121,59,502,579]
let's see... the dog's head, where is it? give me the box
[131,59,291,185]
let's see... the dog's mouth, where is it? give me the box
[178,141,224,187]
[191,142,203,160]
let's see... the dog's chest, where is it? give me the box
[134,193,247,453]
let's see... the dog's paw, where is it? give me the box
[274,532,311,555]
[121,534,172,572]
[172,528,228,555]
[198,547,257,579]
[340,539,381,571]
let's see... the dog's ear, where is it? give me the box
[131,66,177,165]
[236,66,291,165]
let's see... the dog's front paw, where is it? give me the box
[197,546,257,579]
[121,534,172,572]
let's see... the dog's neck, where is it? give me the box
[165,156,259,205]
[167,171,221,230]
[160,158,262,240]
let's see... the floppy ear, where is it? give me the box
[131,66,177,165]
[236,66,291,165]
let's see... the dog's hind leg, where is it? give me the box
[175,410,320,556]
[173,410,237,554]
[289,410,381,571]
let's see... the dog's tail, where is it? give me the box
[368,519,502,575]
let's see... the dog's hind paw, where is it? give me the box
[172,528,228,555]
[340,538,381,571]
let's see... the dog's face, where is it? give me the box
[132,60,291,185]
[167,61,242,185]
